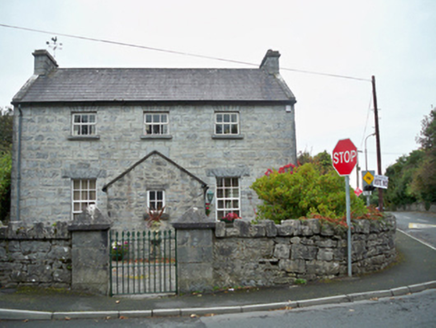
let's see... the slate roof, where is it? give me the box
[12,67,296,104]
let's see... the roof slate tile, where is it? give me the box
[13,68,295,103]
[13,68,296,104]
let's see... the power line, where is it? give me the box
[0,23,371,82]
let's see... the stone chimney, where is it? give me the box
[32,49,58,76]
[259,49,281,74]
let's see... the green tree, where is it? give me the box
[384,150,423,207]
[0,152,11,222]
[0,106,13,222]
[0,107,13,153]
[416,107,436,153]
[410,107,436,203]
[297,150,334,175]
[384,108,436,208]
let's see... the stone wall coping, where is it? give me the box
[172,222,216,230]
[0,221,70,240]
[213,214,395,238]
[68,224,111,232]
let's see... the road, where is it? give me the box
[393,211,436,250]
[2,290,435,327]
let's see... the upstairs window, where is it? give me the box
[147,190,165,211]
[72,179,96,219]
[216,177,240,220]
[72,113,96,136]
[215,113,239,135]
[144,113,169,135]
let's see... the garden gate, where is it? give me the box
[109,230,177,296]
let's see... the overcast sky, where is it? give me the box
[1,0,435,188]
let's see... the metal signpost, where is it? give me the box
[332,138,358,277]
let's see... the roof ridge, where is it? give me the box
[57,67,262,71]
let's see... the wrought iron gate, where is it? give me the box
[109,230,177,296]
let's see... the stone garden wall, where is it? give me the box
[212,214,396,288]
[175,214,397,292]
[0,213,397,294]
[0,212,110,295]
[394,202,436,213]
[0,221,72,289]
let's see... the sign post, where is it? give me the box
[332,138,358,277]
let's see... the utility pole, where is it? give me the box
[372,76,383,211]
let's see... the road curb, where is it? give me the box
[1,281,435,321]
[297,294,349,308]
[51,311,119,320]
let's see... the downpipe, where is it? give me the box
[16,104,22,221]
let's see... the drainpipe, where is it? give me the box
[16,104,22,221]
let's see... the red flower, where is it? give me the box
[221,212,241,222]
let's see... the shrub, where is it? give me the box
[251,163,367,223]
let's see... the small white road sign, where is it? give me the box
[373,175,389,189]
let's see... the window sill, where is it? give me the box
[212,134,244,140]
[140,135,173,140]
[67,135,100,141]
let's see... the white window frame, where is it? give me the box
[72,179,96,219]
[216,177,240,220]
[215,112,239,135]
[144,113,169,135]
[147,190,166,211]
[72,113,97,136]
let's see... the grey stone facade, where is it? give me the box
[104,151,207,230]
[10,49,297,227]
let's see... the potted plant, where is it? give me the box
[220,212,241,226]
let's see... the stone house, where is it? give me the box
[10,49,297,230]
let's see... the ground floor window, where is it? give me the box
[72,179,96,219]
[148,190,165,211]
[216,177,240,220]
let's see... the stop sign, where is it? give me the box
[332,138,358,176]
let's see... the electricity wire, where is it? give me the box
[0,23,371,82]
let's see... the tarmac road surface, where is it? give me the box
[2,289,435,327]
[394,211,436,250]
